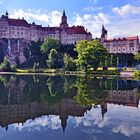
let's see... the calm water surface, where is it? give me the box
[0,75,140,140]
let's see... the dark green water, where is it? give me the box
[0,75,140,140]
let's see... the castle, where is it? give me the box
[0,10,140,54]
[100,25,140,55]
[0,10,140,65]
[0,11,92,44]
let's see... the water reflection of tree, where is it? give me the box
[0,75,111,106]
[74,77,108,106]
[40,76,65,105]
[0,75,139,107]
[0,75,16,105]
[0,75,15,87]
[63,76,77,96]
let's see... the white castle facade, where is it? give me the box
[0,10,140,64]
[0,11,92,45]
[100,26,140,55]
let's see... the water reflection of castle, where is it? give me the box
[0,99,91,131]
[101,88,139,118]
[0,77,140,131]
[0,88,139,131]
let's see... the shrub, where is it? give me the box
[63,54,76,71]
[0,58,15,72]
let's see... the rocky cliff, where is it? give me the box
[0,38,30,65]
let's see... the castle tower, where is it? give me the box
[60,10,69,30]
[5,11,9,17]
[101,102,107,119]
[101,25,108,43]
[60,112,68,132]
[1,11,9,19]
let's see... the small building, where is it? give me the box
[100,26,140,55]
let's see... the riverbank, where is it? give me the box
[0,68,121,77]
[0,68,137,78]
[120,70,134,78]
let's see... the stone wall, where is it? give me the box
[0,38,30,65]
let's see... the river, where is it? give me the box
[0,75,139,140]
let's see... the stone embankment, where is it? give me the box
[120,70,134,78]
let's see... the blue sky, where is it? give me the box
[0,0,140,38]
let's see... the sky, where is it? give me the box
[0,0,140,38]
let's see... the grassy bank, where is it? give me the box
[0,66,121,77]
[133,70,140,79]
[12,68,120,76]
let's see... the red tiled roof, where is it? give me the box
[35,25,42,30]
[8,18,30,27]
[30,23,43,30]
[66,26,87,34]
[105,36,139,42]
[126,36,138,40]
[42,27,61,33]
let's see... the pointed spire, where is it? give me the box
[63,9,66,17]
[60,9,68,29]
[5,125,8,131]
[102,25,105,31]
[62,125,66,132]
[5,11,9,16]
[101,103,107,119]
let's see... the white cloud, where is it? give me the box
[9,9,61,27]
[106,17,140,39]
[8,8,140,39]
[112,4,140,16]
[0,1,3,5]
[13,115,61,131]
[73,104,140,138]
[74,107,109,128]
[82,6,102,12]
[73,12,110,37]
[112,123,140,137]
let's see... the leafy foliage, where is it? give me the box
[23,47,30,60]
[15,56,20,66]
[46,49,64,68]
[0,47,4,64]
[75,39,108,72]
[0,58,15,72]
[59,44,77,58]
[33,62,40,71]
[63,54,76,71]
[108,53,136,67]
[74,77,108,107]
[135,52,140,63]
[29,41,42,57]
[40,38,61,55]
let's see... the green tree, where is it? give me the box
[63,54,76,71]
[40,38,61,55]
[0,47,4,64]
[15,56,20,66]
[23,47,30,60]
[33,62,40,71]
[59,44,77,58]
[135,52,140,64]
[0,58,13,72]
[75,39,108,72]
[46,49,63,68]
[29,41,42,57]
[74,77,108,107]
